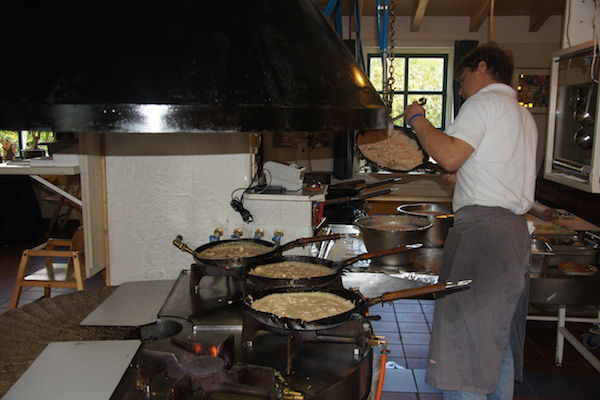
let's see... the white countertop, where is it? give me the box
[81,280,176,326]
[2,340,140,400]
[0,161,80,175]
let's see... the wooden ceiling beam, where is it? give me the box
[529,4,552,32]
[410,0,429,32]
[469,0,491,32]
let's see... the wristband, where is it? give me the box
[407,113,424,126]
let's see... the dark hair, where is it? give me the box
[455,42,514,85]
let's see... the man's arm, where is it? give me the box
[405,103,474,172]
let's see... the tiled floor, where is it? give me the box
[369,299,600,400]
[1,227,600,400]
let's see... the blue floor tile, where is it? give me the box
[382,368,417,392]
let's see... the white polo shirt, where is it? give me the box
[446,83,538,215]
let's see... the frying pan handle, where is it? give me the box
[340,244,421,267]
[329,179,366,188]
[324,188,394,205]
[364,280,472,306]
[360,177,403,191]
[172,235,196,256]
[365,282,446,306]
[355,188,394,200]
[323,196,354,205]
[277,233,346,252]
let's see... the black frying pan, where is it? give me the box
[173,233,346,269]
[246,244,422,288]
[356,126,444,173]
[243,280,471,332]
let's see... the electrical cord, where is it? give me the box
[230,167,259,223]
[230,198,254,223]
[229,168,272,223]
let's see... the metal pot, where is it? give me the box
[397,203,454,248]
[354,215,432,266]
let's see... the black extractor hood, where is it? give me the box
[0,0,386,133]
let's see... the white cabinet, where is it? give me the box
[544,41,600,193]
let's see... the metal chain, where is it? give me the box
[384,0,396,120]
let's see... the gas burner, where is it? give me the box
[186,264,244,318]
[138,349,228,389]
[241,312,373,348]
[190,262,245,293]
[113,333,286,399]
[148,273,374,400]
[241,313,374,376]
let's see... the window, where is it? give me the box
[368,52,449,129]
[0,130,54,160]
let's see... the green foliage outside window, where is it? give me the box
[0,130,54,158]
[368,54,448,129]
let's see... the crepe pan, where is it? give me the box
[245,243,423,288]
[172,233,347,269]
[356,126,444,173]
[243,280,472,332]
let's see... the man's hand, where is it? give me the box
[404,101,426,126]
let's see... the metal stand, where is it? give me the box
[527,306,600,372]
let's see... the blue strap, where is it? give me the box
[334,1,342,36]
[407,113,424,126]
[354,0,365,70]
[322,0,339,17]
[376,0,389,51]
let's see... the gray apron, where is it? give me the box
[425,205,530,393]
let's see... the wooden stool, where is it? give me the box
[10,226,85,309]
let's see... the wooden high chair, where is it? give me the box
[41,175,82,234]
[10,226,85,309]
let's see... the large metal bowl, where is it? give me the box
[397,203,454,248]
[354,215,432,266]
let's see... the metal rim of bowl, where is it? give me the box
[396,203,454,219]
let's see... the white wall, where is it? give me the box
[104,133,253,284]
[562,0,596,48]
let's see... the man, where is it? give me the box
[404,42,538,400]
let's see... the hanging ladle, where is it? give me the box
[575,84,595,126]
[573,125,593,149]
[573,84,595,149]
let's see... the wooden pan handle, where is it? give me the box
[364,283,446,307]
[365,280,471,307]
